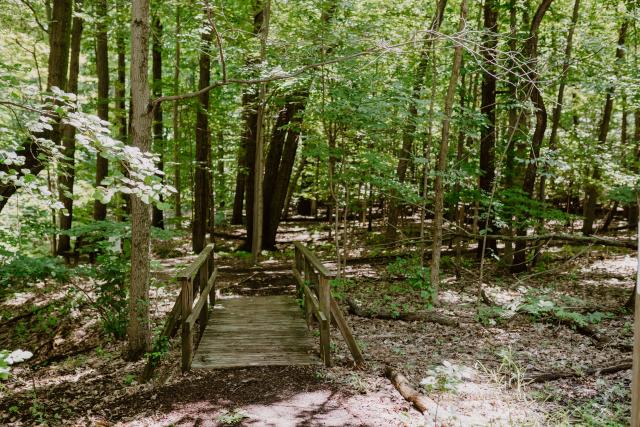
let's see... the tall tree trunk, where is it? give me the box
[115,0,129,219]
[386,0,448,240]
[262,93,306,250]
[0,0,72,213]
[93,0,109,221]
[238,91,258,232]
[56,0,83,256]
[477,0,499,258]
[151,14,164,229]
[540,0,580,202]
[511,0,555,273]
[192,15,212,254]
[431,0,467,302]
[250,0,271,263]
[172,5,182,222]
[233,2,265,228]
[127,0,152,361]
[582,19,628,235]
[629,110,640,228]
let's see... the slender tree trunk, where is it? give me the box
[283,156,307,220]
[540,0,580,202]
[477,0,499,258]
[431,0,467,302]
[511,0,555,273]
[127,0,152,360]
[583,19,628,235]
[192,16,212,254]
[56,0,83,256]
[151,14,164,229]
[115,0,129,219]
[629,110,640,228]
[93,0,109,221]
[172,5,182,222]
[386,0,448,240]
[251,0,271,263]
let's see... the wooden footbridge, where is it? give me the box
[144,242,364,378]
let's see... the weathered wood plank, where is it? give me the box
[192,295,320,369]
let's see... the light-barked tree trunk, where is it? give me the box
[127,0,152,360]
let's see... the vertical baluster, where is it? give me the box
[181,276,193,372]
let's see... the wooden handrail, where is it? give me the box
[185,268,218,327]
[293,242,331,278]
[177,244,214,281]
[292,242,365,368]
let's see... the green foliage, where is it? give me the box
[217,409,249,426]
[330,278,353,301]
[518,291,612,328]
[0,255,69,290]
[146,335,170,368]
[475,305,507,326]
[80,253,129,339]
[387,256,435,308]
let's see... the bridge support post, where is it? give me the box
[319,275,331,367]
[181,276,193,372]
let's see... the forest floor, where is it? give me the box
[0,217,636,426]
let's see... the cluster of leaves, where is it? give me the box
[80,253,129,339]
[0,255,69,291]
[518,292,611,328]
[0,88,175,211]
[387,256,435,308]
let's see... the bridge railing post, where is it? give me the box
[181,276,193,372]
[318,274,331,367]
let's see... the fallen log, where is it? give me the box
[384,367,439,414]
[526,359,632,383]
[459,232,636,250]
[346,297,460,327]
[543,314,608,344]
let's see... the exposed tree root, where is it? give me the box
[526,359,631,383]
[346,297,460,327]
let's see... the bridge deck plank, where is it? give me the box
[192,295,320,369]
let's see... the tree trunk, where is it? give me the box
[93,0,109,221]
[386,0,448,240]
[127,0,152,361]
[262,93,306,250]
[511,0,555,273]
[151,14,164,229]
[540,0,580,202]
[583,19,628,235]
[172,5,182,222]
[477,0,499,258]
[431,0,467,301]
[56,0,83,256]
[192,18,212,254]
[115,0,129,219]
